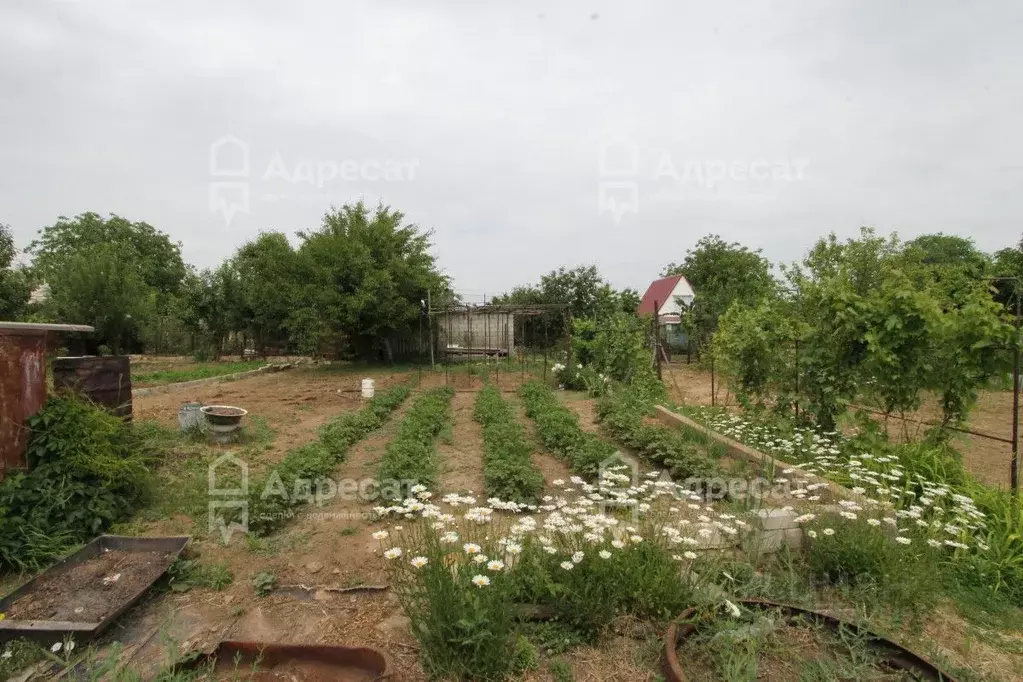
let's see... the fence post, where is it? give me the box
[711,353,716,408]
[794,338,800,421]
[653,299,662,381]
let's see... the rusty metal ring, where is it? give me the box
[662,598,957,682]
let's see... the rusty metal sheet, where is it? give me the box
[0,330,48,479]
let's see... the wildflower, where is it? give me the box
[472,554,489,565]
[560,561,574,570]
[895,537,911,545]
[723,599,741,618]
[487,560,505,572]
[822,528,835,536]
[927,539,942,548]
[867,519,881,527]
[471,574,491,588]
[572,551,585,564]
[630,535,643,544]
[807,530,818,539]
[611,540,625,549]
[409,556,428,569]
[505,542,522,555]
[598,550,612,559]
[684,551,698,560]
[51,642,62,653]
[553,479,565,486]
[441,532,459,544]
[372,530,389,540]
[1,650,10,660]
[463,543,482,555]
[383,547,403,560]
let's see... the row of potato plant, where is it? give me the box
[519,380,616,480]
[472,383,544,502]
[246,382,412,533]
[377,385,455,492]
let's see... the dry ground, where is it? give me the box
[664,363,1017,488]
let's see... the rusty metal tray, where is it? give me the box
[0,535,190,644]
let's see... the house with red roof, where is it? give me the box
[637,274,695,347]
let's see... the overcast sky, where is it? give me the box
[1,0,1020,299]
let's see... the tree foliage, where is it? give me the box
[714,228,1018,431]
[292,202,447,360]
[662,235,775,350]
[0,223,31,320]
[29,212,186,296]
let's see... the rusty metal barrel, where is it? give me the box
[52,356,133,421]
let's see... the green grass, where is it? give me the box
[132,360,267,386]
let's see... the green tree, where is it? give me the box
[28,212,186,296]
[179,264,245,360]
[662,235,775,351]
[293,202,447,361]
[44,242,152,352]
[234,232,300,355]
[0,223,31,320]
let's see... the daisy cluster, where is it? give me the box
[370,469,757,583]
[690,409,986,552]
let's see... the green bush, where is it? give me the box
[0,395,155,570]
[520,381,616,479]
[473,384,543,502]
[378,386,455,492]
[247,382,411,534]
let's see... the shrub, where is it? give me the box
[0,395,154,570]
[520,381,616,479]
[473,384,543,502]
[378,386,455,492]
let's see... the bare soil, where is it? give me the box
[134,368,411,461]
[437,391,486,494]
[5,550,175,623]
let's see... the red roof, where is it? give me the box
[637,275,684,315]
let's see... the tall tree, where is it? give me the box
[234,232,300,355]
[28,212,186,296]
[0,223,31,320]
[662,235,775,349]
[294,202,447,361]
[44,242,152,352]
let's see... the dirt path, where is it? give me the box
[557,391,602,434]
[437,390,486,495]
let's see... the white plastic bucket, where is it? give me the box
[361,378,375,398]
[178,402,203,431]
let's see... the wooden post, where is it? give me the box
[653,300,662,381]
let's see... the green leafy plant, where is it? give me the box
[377,386,455,492]
[252,571,277,597]
[473,384,543,502]
[246,382,411,534]
[0,395,155,570]
[520,381,617,479]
